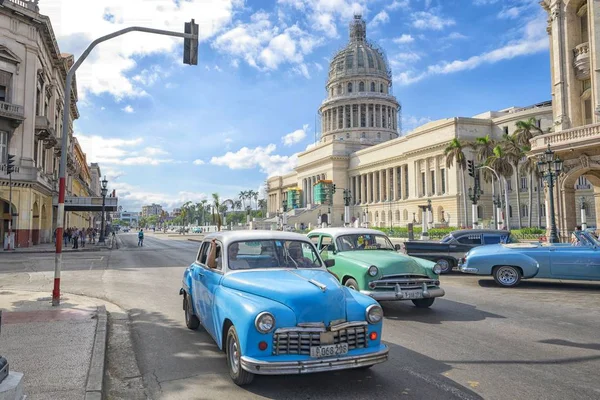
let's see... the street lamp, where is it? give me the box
[99,176,108,244]
[537,144,563,243]
[580,196,587,230]
[468,186,483,228]
[343,189,352,226]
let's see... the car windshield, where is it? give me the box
[440,234,453,243]
[335,234,395,251]
[228,239,322,270]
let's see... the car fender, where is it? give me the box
[212,286,297,357]
[333,258,370,288]
[472,253,539,278]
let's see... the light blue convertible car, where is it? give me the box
[459,230,600,287]
[180,231,389,385]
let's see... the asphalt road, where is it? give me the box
[1,233,600,399]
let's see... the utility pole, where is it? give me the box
[5,154,15,250]
[52,21,199,306]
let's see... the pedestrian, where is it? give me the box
[571,226,582,245]
[72,228,79,249]
[92,229,97,244]
[138,229,144,247]
[80,229,86,248]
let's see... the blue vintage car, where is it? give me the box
[459,230,600,287]
[179,231,389,385]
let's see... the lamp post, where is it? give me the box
[281,200,288,230]
[493,194,503,230]
[98,176,108,244]
[468,186,483,228]
[580,196,587,230]
[343,189,352,226]
[363,205,369,228]
[537,145,563,243]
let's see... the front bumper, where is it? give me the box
[360,286,445,301]
[460,265,479,274]
[240,346,389,375]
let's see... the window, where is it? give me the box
[337,84,342,95]
[509,205,513,218]
[536,119,541,128]
[584,98,592,125]
[441,168,446,194]
[320,236,333,252]
[34,139,39,167]
[0,85,6,102]
[457,234,482,245]
[521,204,528,217]
[370,82,375,92]
[503,126,509,135]
[540,203,546,217]
[346,54,353,69]
[430,170,435,195]
[0,131,7,164]
[0,70,12,102]
[420,172,425,196]
[404,167,409,198]
[357,49,364,67]
[380,83,384,93]
[196,242,211,265]
[233,240,322,269]
[580,9,588,43]
[359,81,365,92]
[361,132,366,138]
[507,180,512,191]
[483,235,502,245]
[397,167,402,199]
[346,132,350,139]
[367,52,374,68]
[520,176,528,190]
[309,235,320,246]
[347,82,353,93]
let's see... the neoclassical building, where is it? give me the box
[267,14,598,233]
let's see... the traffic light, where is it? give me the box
[332,184,337,193]
[183,19,199,65]
[6,154,15,175]
[467,160,474,178]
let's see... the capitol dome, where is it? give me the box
[319,15,400,145]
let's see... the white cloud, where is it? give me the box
[411,11,455,30]
[369,11,390,28]
[291,63,311,79]
[193,159,206,165]
[386,0,410,11]
[402,115,432,132]
[446,32,468,40]
[214,65,223,72]
[473,0,499,5]
[314,62,323,71]
[110,181,209,210]
[393,34,415,44]
[389,52,421,70]
[210,144,298,177]
[75,133,175,166]
[394,13,548,85]
[122,105,134,113]
[39,0,241,100]
[132,65,169,87]
[282,124,309,146]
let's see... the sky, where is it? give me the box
[39,0,551,212]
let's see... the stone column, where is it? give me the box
[366,173,371,203]
[560,187,576,240]
[380,104,384,128]
[342,105,346,129]
[350,104,354,128]
[393,166,398,200]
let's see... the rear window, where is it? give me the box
[457,234,482,245]
[483,235,501,245]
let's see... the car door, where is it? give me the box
[318,235,334,261]
[195,241,224,341]
[549,244,600,279]
[451,234,482,258]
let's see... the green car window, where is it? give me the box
[335,234,394,251]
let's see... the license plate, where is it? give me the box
[310,343,349,358]
[402,290,423,299]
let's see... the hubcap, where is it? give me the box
[497,267,518,285]
[437,259,451,272]
[345,282,357,290]
[228,336,239,374]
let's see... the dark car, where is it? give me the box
[402,229,512,274]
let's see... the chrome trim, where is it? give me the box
[241,347,389,375]
[298,322,326,328]
[254,312,275,334]
[360,287,445,301]
[272,321,368,355]
[330,321,367,332]
[308,279,327,292]
[369,275,438,290]
[365,304,383,324]
[460,266,479,274]
[275,326,325,334]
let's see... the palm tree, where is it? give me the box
[444,138,469,227]
[238,191,247,210]
[501,134,525,229]
[234,200,242,211]
[485,145,514,230]
[520,152,540,228]
[252,191,259,211]
[212,193,222,231]
[199,199,208,225]
[469,135,496,182]
[258,198,267,211]
[513,118,543,147]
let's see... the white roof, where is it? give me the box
[203,230,310,246]
[309,227,386,239]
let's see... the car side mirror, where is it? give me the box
[324,259,335,268]
[394,244,401,251]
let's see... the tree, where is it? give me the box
[258,198,267,211]
[485,145,514,229]
[252,190,259,211]
[520,150,542,228]
[234,200,242,211]
[199,200,208,225]
[469,135,496,183]
[238,191,247,210]
[513,118,543,147]
[501,134,525,229]
[444,138,469,227]
[212,193,222,231]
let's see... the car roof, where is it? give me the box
[450,229,511,236]
[309,227,387,239]
[203,230,310,246]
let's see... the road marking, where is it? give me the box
[468,381,480,388]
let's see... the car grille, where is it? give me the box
[371,274,438,290]
[272,322,368,355]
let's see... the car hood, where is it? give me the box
[337,250,427,274]
[221,269,346,325]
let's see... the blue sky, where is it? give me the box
[40,0,550,212]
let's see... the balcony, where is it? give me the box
[0,101,25,127]
[573,42,590,80]
[5,0,39,12]
[529,122,600,153]
[575,184,592,190]
[35,115,58,148]
[321,92,398,107]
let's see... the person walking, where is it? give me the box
[72,228,79,249]
[80,229,86,248]
[138,229,144,247]
[92,229,97,244]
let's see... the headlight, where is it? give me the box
[255,312,275,333]
[433,263,442,275]
[368,265,379,277]
[365,304,383,324]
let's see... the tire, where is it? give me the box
[344,278,359,291]
[412,298,435,308]
[184,295,200,330]
[226,326,254,386]
[493,266,522,287]
[435,258,453,274]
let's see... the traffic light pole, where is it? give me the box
[7,172,11,251]
[52,24,199,306]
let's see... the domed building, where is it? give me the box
[267,14,561,232]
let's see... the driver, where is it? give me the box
[207,239,251,269]
[287,242,315,268]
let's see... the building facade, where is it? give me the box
[115,211,139,228]
[267,14,597,232]
[141,203,163,218]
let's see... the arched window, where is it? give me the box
[509,205,513,218]
[403,209,408,221]
[370,82,375,92]
[395,210,400,222]
[380,83,384,93]
[347,82,353,93]
[337,84,342,95]
[361,132,366,138]
[359,81,365,92]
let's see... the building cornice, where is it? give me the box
[348,141,449,172]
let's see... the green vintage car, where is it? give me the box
[308,228,445,308]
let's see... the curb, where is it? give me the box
[187,238,202,243]
[3,247,107,254]
[85,305,107,400]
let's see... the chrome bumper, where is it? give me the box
[360,286,445,301]
[240,346,389,375]
[460,265,479,274]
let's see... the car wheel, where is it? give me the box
[412,298,435,308]
[435,258,453,274]
[184,295,200,330]
[226,326,254,386]
[344,278,359,291]
[493,266,522,287]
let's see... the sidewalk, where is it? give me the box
[3,236,115,254]
[0,290,120,400]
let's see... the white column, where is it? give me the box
[393,166,398,201]
[342,105,346,129]
[581,204,587,230]
[366,104,370,128]
[472,203,478,228]
[366,173,371,203]
[380,104,384,128]
[350,104,354,128]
